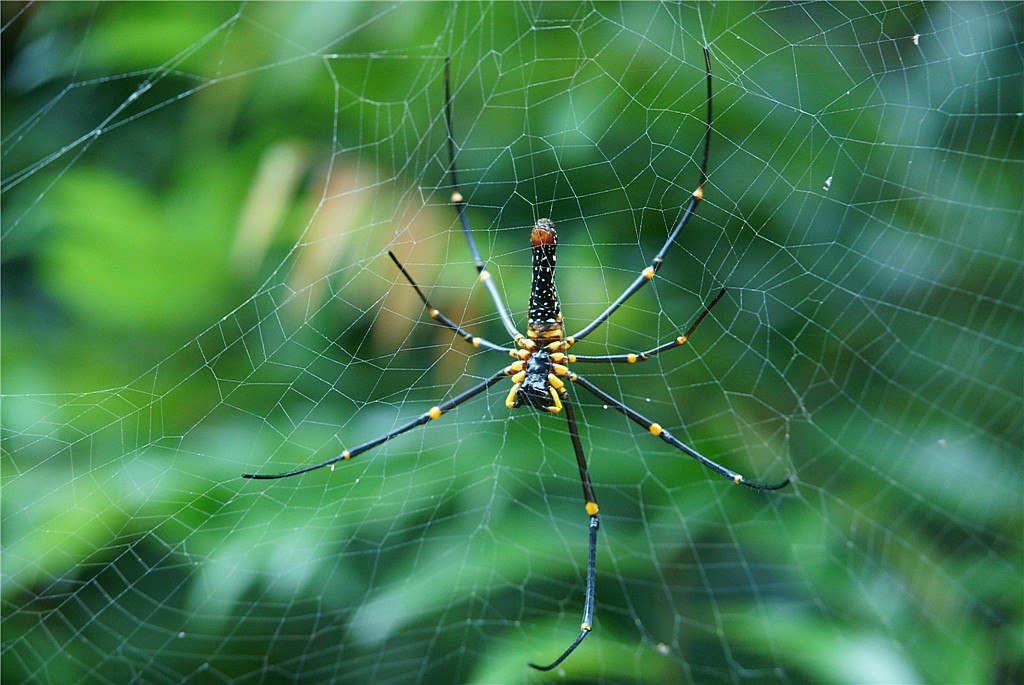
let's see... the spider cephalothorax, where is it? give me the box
[506,346,566,411]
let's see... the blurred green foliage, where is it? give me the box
[2,2,1021,684]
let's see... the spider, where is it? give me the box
[244,49,790,671]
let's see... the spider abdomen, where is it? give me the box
[527,218,565,342]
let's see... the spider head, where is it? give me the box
[512,348,561,411]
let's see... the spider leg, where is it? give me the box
[573,287,726,364]
[571,373,790,491]
[388,251,516,354]
[444,57,521,340]
[569,48,713,343]
[242,368,509,480]
[529,392,600,671]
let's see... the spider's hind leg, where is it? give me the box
[443,57,520,339]
[528,392,599,670]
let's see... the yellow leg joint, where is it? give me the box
[451,190,464,203]
[648,422,663,436]
[733,474,743,484]
[428,406,442,420]
[642,266,655,279]
[693,185,704,200]
[585,501,599,516]
[342,450,351,460]
[505,384,520,409]
[547,388,563,412]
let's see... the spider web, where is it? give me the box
[3,2,1021,684]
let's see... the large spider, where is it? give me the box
[244,49,790,671]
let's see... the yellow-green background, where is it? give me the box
[3,3,1020,684]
